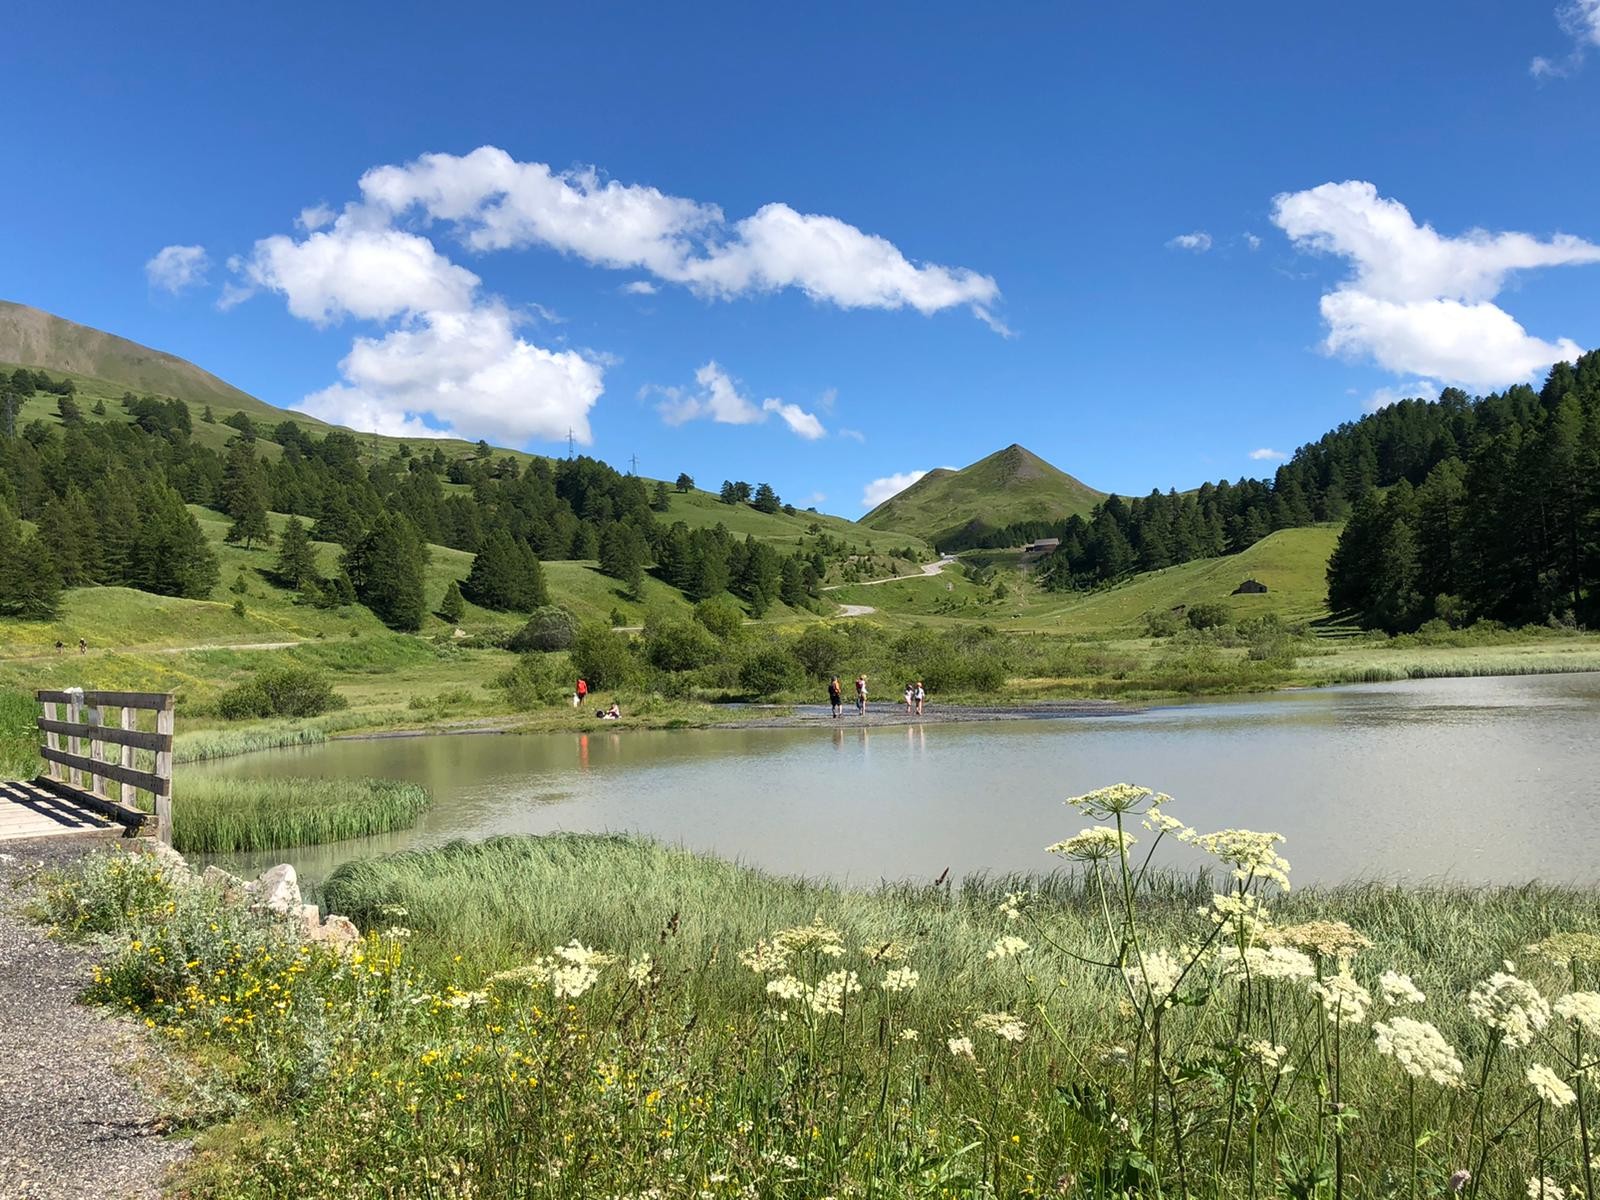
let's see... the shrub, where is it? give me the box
[693,595,745,640]
[1143,609,1183,638]
[507,606,580,653]
[737,645,803,696]
[215,667,346,720]
[1186,602,1232,631]
[792,624,848,680]
[494,653,570,708]
[570,624,637,690]
[644,620,719,672]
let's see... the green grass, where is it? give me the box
[661,488,929,557]
[172,775,430,853]
[0,689,37,779]
[43,818,1600,1200]
[861,443,1104,544]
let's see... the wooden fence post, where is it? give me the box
[155,702,174,846]
[90,704,105,799]
[41,700,61,782]
[66,693,82,790]
[120,706,136,809]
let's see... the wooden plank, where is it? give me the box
[90,705,105,799]
[39,746,168,796]
[36,689,173,710]
[41,701,61,783]
[120,707,135,808]
[155,706,174,846]
[26,776,149,832]
[36,719,170,753]
[66,695,82,790]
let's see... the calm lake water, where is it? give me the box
[199,672,1600,889]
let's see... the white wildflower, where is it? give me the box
[1372,1017,1464,1087]
[626,956,654,986]
[1309,972,1371,1025]
[1241,1039,1291,1074]
[1217,944,1316,982]
[738,940,789,974]
[549,963,599,999]
[1047,826,1135,861]
[986,935,1030,961]
[1379,970,1425,1006]
[1526,1176,1565,1200]
[1205,892,1272,940]
[898,1028,920,1042]
[765,975,806,1002]
[947,1035,975,1059]
[1142,808,1194,840]
[1554,992,1600,1036]
[383,926,413,941]
[554,940,617,968]
[881,967,919,993]
[1527,1063,1577,1109]
[973,1011,1028,1042]
[1192,828,1291,892]
[445,989,488,1010]
[1468,972,1550,1049]
[774,919,846,958]
[996,891,1029,921]
[1067,783,1166,817]
[809,970,862,1016]
[1124,948,1184,1007]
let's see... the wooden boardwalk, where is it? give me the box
[0,779,118,841]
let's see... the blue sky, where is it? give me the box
[5,1,1600,515]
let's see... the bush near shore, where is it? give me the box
[37,784,1600,1200]
[172,775,430,853]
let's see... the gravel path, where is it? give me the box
[0,837,187,1200]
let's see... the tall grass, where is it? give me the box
[0,689,38,780]
[40,789,1600,1199]
[172,776,430,853]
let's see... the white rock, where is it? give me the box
[313,914,362,949]
[252,863,301,915]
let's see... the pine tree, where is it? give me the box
[719,480,739,505]
[439,580,465,624]
[675,473,694,493]
[273,516,320,588]
[0,502,61,619]
[129,482,220,598]
[223,443,273,549]
[651,480,671,512]
[201,404,216,423]
[752,483,781,514]
[462,529,546,611]
[344,511,428,631]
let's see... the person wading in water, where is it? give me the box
[855,674,868,717]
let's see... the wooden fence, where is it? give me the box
[35,689,174,844]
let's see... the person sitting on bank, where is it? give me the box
[597,700,622,720]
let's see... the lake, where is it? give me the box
[198,672,1600,889]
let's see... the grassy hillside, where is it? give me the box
[0,302,929,561]
[860,443,1103,546]
[834,526,1341,633]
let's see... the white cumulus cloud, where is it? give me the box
[1248,448,1288,462]
[355,146,1002,325]
[862,470,929,509]
[1167,231,1213,253]
[621,280,658,295]
[651,362,825,439]
[1270,180,1600,388]
[145,244,210,294]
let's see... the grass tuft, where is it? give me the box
[172,775,430,853]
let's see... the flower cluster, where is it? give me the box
[1124,948,1184,1008]
[1309,972,1371,1025]
[1047,827,1135,862]
[1378,970,1425,1006]
[1526,1062,1576,1108]
[1372,1017,1464,1087]
[1217,944,1316,983]
[1193,828,1291,892]
[973,1011,1027,1043]
[986,935,1030,961]
[1468,971,1550,1048]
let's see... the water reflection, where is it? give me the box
[198,673,1600,891]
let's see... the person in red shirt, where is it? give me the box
[575,677,588,707]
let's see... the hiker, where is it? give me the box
[827,675,843,718]
[574,677,588,707]
[903,682,914,714]
[54,640,64,654]
[78,638,87,654]
[915,680,926,717]
[855,674,868,717]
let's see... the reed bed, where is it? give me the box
[171,775,430,853]
[41,784,1600,1200]
[0,689,37,780]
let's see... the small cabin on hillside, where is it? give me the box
[1025,538,1061,556]
[1233,578,1269,595]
